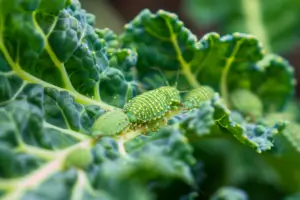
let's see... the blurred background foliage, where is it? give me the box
[80,0,300,199]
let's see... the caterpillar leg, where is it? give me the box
[142,125,148,135]
[163,117,168,125]
[146,118,168,132]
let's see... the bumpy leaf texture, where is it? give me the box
[0,1,297,200]
[121,9,296,113]
[214,94,286,153]
[0,0,139,109]
[170,93,285,153]
[0,1,197,200]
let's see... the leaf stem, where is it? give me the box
[0,12,117,111]
[70,170,86,200]
[16,144,57,161]
[166,21,200,88]
[0,71,15,76]
[44,122,89,141]
[0,139,94,200]
[220,41,242,106]
[71,169,103,199]
[117,138,127,157]
[241,0,271,52]
[0,43,117,111]
[32,11,75,91]
[93,81,101,101]
[0,82,27,106]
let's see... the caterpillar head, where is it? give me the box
[159,86,181,106]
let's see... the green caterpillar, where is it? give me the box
[124,86,181,123]
[183,86,215,109]
[92,109,130,136]
[92,85,181,137]
[92,61,216,137]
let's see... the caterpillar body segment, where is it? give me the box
[143,106,181,132]
[91,85,216,137]
[123,86,181,124]
[92,110,130,137]
[183,86,215,109]
[91,86,182,137]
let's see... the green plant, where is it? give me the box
[182,0,300,53]
[0,0,299,199]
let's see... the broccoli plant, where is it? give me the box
[0,0,299,199]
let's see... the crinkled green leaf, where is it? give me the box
[0,0,138,111]
[0,78,198,199]
[98,67,139,107]
[212,94,285,153]
[22,170,77,200]
[177,100,215,136]
[95,28,120,49]
[0,146,43,178]
[0,81,98,199]
[229,89,263,119]
[279,122,300,153]
[85,127,196,200]
[99,48,139,107]
[0,84,45,148]
[248,54,296,112]
[264,112,300,154]
[182,0,300,53]
[121,10,296,112]
[125,126,196,184]
[107,48,138,80]
[210,186,248,200]
[121,9,265,93]
[0,1,298,199]
[172,93,284,153]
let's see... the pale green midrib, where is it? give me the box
[7,113,24,147]
[76,169,100,196]
[57,106,72,130]
[241,0,271,53]
[16,144,57,160]
[46,15,59,38]
[0,119,167,199]
[70,170,86,200]
[194,38,215,77]
[145,27,170,41]
[165,21,200,89]
[0,12,117,111]
[0,71,15,76]
[32,11,75,91]
[0,41,117,110]
[44,122,89,140]
[0,139,93,200]
[0,82,26,106]
[93,81,101,101]
[220,40,243,107]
